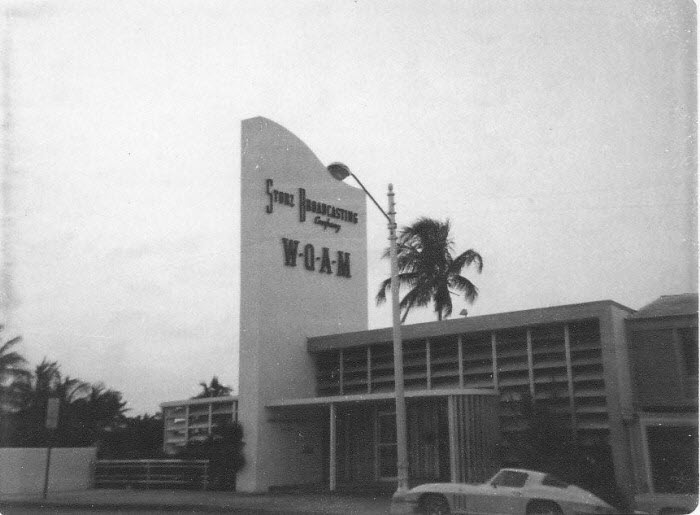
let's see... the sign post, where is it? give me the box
[43,397,59,499]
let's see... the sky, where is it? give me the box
[1,0,696,415]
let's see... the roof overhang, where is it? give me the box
[308,300,634,353]
[265,388,498,410]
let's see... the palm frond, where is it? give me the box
[0,336,26,372]
[375,272,419,305]
[60,376,90,402]
[449,275,479,303]
[0,336,22,354]
[398,285,433,322]
[451,249,483,274]
[375,277,392,305]
[0,352,26,372]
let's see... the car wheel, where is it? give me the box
[420,494,451,515]
[526,500,563,515]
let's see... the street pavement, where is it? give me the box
[0,488,393,514]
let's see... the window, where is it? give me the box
[678,327,698,376]
[491,470,528,488]
[542,474,568,488]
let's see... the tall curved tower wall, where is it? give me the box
[238,117,368,491]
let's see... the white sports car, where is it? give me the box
[403,468,618,515]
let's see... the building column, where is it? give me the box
[426,338,432,389]
[208,403,213,434]
[490,332,498,390]
[447,396,458,483]
[457,335,464,388]
[185,405,190,446]
[339,350,344,395]
[367,347,372,393]
[329,403,337,492]
[563,324,577,436]
[526,328,535,397]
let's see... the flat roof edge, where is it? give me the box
[628,310,699,320]
[308,299,634,352]
[160,396,238,408]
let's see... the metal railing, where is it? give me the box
[95,459,209,490]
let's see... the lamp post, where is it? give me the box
[327,163,409,505]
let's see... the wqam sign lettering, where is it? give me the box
[265,179,355,279]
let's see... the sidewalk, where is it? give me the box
[0,488,393,514]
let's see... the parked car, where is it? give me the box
[403,468,618,514]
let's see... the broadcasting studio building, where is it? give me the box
[232,117,697,503]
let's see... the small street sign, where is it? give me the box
[45,397,60,430]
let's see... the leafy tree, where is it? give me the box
[98,413,164,459]
[376,217,483,322]
[179,421,245,491]
[194,376,232,398]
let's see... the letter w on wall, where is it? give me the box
[282,238,299,266]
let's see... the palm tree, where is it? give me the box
[65,383,128,446]
[33,358,61,395]
[0,329,29,413]
[76,384,128,427]
[376,217,483,322]
[17,359,92,445]
[194,376,232,398]
[57,375,90,404]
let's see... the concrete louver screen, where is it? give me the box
[448,394,500,484]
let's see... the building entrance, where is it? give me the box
[331,396,491,488]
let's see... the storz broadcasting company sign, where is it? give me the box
[265,179,356,279]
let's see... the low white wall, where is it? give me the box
[0,447,96,495]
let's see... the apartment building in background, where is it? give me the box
[160,396,238,455]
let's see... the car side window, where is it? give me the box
[542,474,568,488]
[491,470,528,488]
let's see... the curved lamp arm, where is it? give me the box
[327,163,391,223]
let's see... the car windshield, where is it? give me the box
[491,470,528,488]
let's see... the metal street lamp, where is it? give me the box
[327,163,409,505]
